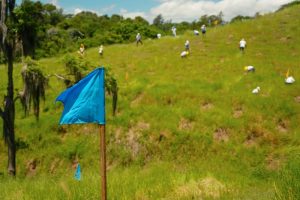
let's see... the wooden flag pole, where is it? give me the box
[100,125,107,200]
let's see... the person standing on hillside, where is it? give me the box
[79,43,85,56]
[99,45,104,56]
[136,33,143,46]
[172,26,177,37]
[201,24,206,36]
[185,40,190,51]
[239,38,247,52]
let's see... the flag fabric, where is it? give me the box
[56,68,105,125]
[74,163,81,181]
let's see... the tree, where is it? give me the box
[110,14,123,23]
[43,3,64,26]
[0,0,47,175]
[69,11,100,37]
[14,0,45,58]
[217,11,224,25]
[0,0,18,176]
[134,16,149,26]
[199,15,209,26]
[153,14,164,28]
[230,15,253,23]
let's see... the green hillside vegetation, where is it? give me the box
[0,4,300,200]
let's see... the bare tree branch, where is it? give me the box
[47,73,67,80]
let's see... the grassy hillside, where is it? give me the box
[0,4,300,199]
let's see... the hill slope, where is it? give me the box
[0,4,300,199]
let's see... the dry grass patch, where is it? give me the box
[214,128,229,143]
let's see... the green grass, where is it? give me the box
[1,5,300,199]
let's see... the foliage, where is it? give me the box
[62,55,118,115]
[105,68,118,116]
[63,54,89,86]
[0,1,300,198]
[276,0,300,12]
[2,1,229,61]
[14,0,47,58]
[19,57,48,120]
[199,13,224,26]
[153,14,164,28]
[231,15,253,23]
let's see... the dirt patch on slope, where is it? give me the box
[178,118,194,131]
[244,126,277,147]
[294,96,300,103]
[277,119,288,133]
[131,93,144,107]
[233,108,243,118]
[266,154,284,171]
[127,121,150,157]
[201,102,214,110]
[214,128,229,142]
[26,159,38,176]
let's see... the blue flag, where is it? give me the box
[74,163,81,181]
[56,68,105,125]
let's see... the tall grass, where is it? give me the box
[0,4,300,199]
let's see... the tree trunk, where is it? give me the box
[3,44,16,176]
[0,0,17,176]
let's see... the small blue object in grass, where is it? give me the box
[74,163,81,181]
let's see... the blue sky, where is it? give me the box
[22,0,294,22]
[54,0,158,15]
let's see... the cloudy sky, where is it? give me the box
[28,0,294,22]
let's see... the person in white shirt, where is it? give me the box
[185,40,190,51]
[157,33,161,39]
[194,30,199,35]
[252,86,260,94]
[201,25,206,36]
[171,26,177,37]
[244,66,255,72]
[285,76,295,84]
[285,69,295,84]
[99,45,103,56]
[79,44,85,56]
[136,33,143,46]
[181,51,189,58]
[240,38,247,52]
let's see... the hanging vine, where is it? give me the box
[19,57,48,121]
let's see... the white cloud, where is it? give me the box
[49,0,59,8]
[74,8,83,15]
[68,4,115,17]
[120,8,148,19]
[149,0,294,22]
[73,8,102,16]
